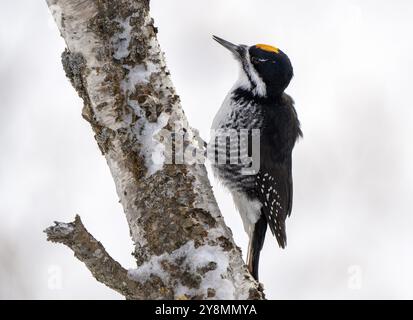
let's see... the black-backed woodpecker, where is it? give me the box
[210,36,302,281]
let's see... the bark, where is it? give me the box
[44,0,264,300]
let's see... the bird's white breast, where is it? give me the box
[211,91,234,131]
[209,89,263,235]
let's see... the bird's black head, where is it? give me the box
[213,36,293,99]
[249,45,293,97]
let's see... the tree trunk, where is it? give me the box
[44,0,264,300]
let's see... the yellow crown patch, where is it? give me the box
[255,44,280,54]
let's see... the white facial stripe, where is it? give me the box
[239,50,267,97]
[233,66,251,92]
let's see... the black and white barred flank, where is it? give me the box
[211,89,301,250]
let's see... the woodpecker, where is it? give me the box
[210,36,302,281]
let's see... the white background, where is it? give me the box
[1,0,412,299]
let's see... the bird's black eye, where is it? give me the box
[251,56,260,65]
[251,56,270,65]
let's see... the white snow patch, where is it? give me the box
[121,62,157,93]
[51,222,75,236]
[116,40,167,176]
[136,112,170,176]
[128,241,235,299]
[188,166,262,299]
[112,17,133,60]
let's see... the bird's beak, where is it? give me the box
[213,35,243,58]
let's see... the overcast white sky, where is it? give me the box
[1,0,413,299]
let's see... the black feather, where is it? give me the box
[249,214,267,281]
[256,93,301,247]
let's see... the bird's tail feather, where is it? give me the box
[247,214,267,281]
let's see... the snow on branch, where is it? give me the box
[45,0,264,299]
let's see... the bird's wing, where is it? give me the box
[256,158,292,248]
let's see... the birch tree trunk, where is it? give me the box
[44,0,264,300]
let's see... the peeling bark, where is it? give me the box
[45,0,264,300]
